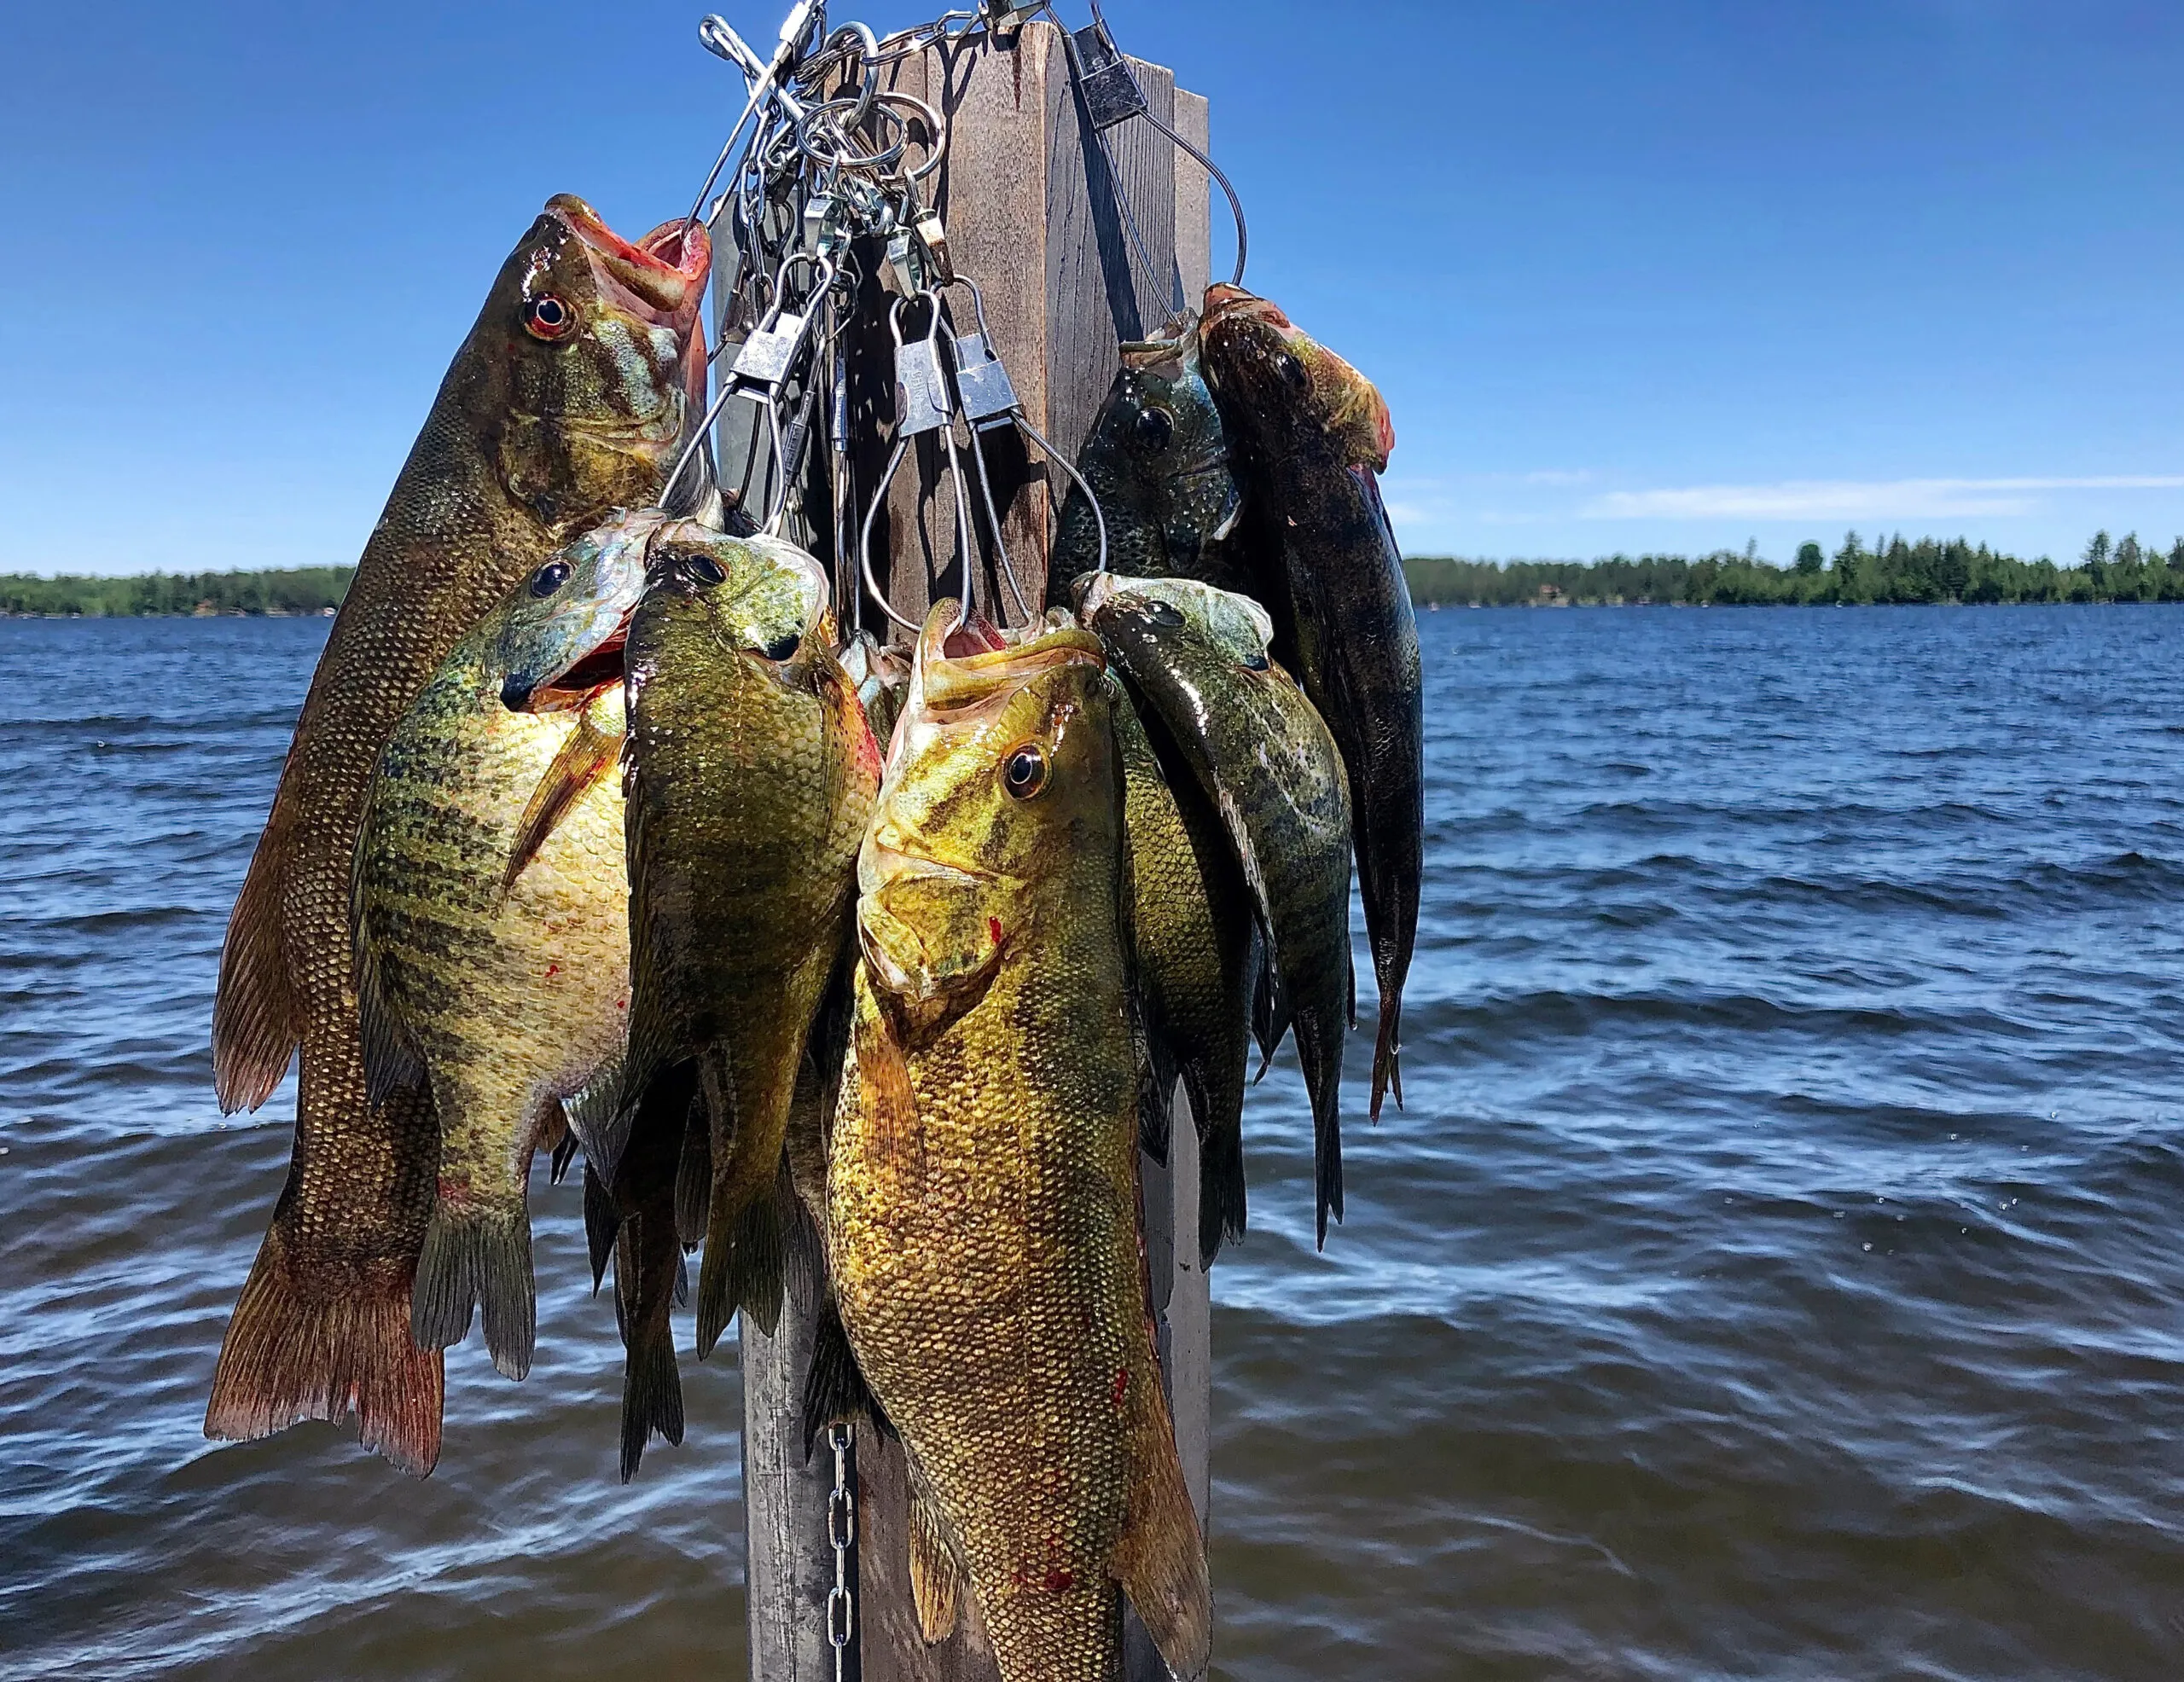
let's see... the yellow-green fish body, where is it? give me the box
[618,526,878,1380]
[353,510,661,1379]
[830,607,1211,1682]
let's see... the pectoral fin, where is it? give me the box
[906,1456,969,1644]
[504,707,623,892]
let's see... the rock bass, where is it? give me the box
[206,197,710,1475]
[1084,576,1354,1247]
[831,606,1211,1682]
[1045,314,1248,610]
[1199,282,1422,1123]
[351,509,662,1383]
[615,525,878,1383]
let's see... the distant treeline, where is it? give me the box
[1406,531,2184,607]
[0,568,355,618]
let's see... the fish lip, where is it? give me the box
[912,604,1107,720]
[1203,282,1287,329]
[545,194,712,318]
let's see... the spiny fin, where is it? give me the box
[504,707,624,893]
[561,1061,624,1176]
[697,1184,787,1353]
[411,1204,537,1381]
[205,1227,444,1477]
[211,827,298,1115]
[907,1464,968,1644]
[1111,1366,1211,1679]
[549,1127,578,1186]
[800,1302,894,1460]
[351,929,427,1112]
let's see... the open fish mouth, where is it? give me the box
[519,612,633,711]
[547,194,712,318]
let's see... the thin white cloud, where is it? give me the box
[1585,476,2184,522]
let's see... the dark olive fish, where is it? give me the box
[206,198,710,1476]
[1200,282,1422,1123]
[1085,577,1355,1247]
[615,527,879,1370]
[1044,314,1249,610]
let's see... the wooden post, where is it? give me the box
[721,23,1214,1680]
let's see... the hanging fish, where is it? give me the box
[614,525,879,1372]
[1045,314,1250,610]
[351,509,660,1383]
[831,606,1211,1682]
[1083,575,1354,1248]
[1199,282,1422,1124]
[206,197,711,1476]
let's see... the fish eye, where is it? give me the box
[1133,405,1176,453]
[528,560,572,598]
[683,554,728,587]
[760,630,801,660]
[1001,741,1049,801]
[522,293,576,341]
[1144,600,1185,628]
[1242,650,1269,671]
[1275,352,1310,392]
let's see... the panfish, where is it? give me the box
[1200,282,1422,1123]
[831,606,1211,1682]
[206,197,710,1475]
[615,525,878,1383]
[351,509,661,1382]
[1045,314,1249,610]
[1084,576,1354,1247]
[1073,577,1257,1262]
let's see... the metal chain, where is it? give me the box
[826,1422,856,1679]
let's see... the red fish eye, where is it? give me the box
[523,293,574,340]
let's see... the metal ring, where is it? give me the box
[797,95,909,172]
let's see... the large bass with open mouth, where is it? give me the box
[830,606,1211,1682]
[206,197,710,1476]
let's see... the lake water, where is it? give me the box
[6,606,2184,1679]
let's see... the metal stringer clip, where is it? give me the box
[940,275,1109,617]
[860,289,981,634]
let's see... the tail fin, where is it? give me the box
[1369,993,1404,1122]
[617,1262,686,1485]
[410,1203,537,1381]
[1194,1097,1248,1270]
[697,1186,787,1353]
[211,832,299,1115]
[1295,1015,1344,1250]
[1112,1360,1211,1679]
[800,1301,893,1459]
[205,1226,443,1476]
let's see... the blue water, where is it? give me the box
[6,606,2184,1679]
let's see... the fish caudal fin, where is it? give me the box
[1112,1386,1213,1679]
[800,1301,893,1459]
[696,1184,787,1354]
[1370,994,1404,1122]
[1195,1101,1248,1270]
[906,1466,968,1644]
[211,834,299,1114]
[205,1225,444,1476]
[1296,1015,1345,1250]
[410,1202,537,1380]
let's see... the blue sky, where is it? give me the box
[5,1,2181,573]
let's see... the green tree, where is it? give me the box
[1795,541,1823,574]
